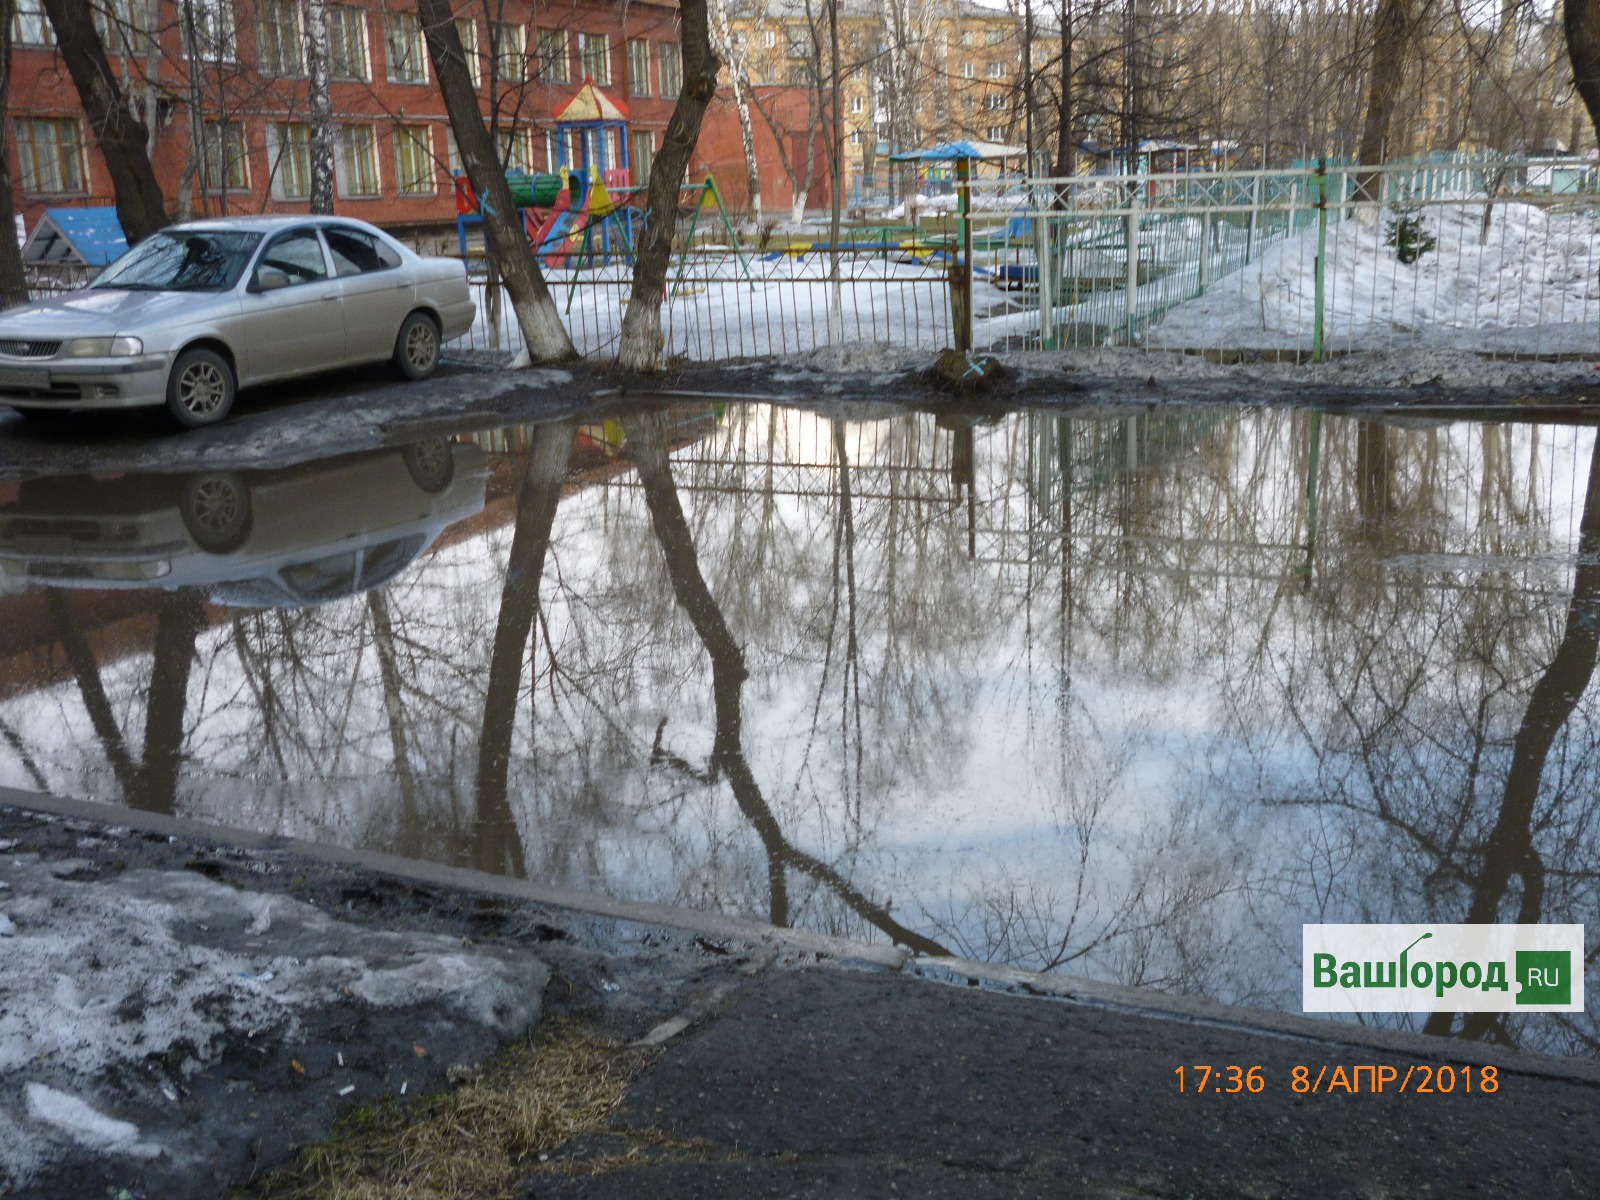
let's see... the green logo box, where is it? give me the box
[1515,950,1572,1006]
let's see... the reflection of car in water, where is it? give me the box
[0,440,488,607]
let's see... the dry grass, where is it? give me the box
[241,1023,673,1200]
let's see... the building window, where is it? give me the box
[10,0,53,47]
[182,0,235,63]
[985,93,1007,110]
[987,61,1004,79]
[94,0,157,56]
[961,62,973,78]
[628,38,651,96]
[988,125,1005,140]
[658,42,680,99]
[328,7,369,81]
[15,119,84,194]
[849,130,863,146]
[394,125,435,195]
[337,125,381,197]
[490,22,525,83]
[385,11,428,83]
[268,122,313,199]
[850,95,863,115]
[762,29,775,49]
[631,130,654,183]
[961,30,975,46]
[256,0,303,75]
[455,18,481,86]
[986,28,1004,46]
[202,121,249,191]
[579,32,609,84]
[498,128,531,174]
[535,27,568,82]
[786,26,808,58]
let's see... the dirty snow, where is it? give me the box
[24,1085,161,1159]
[0,851,548,1188]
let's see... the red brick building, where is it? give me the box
[5,0,700,238]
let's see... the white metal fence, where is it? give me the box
[979,156,1600,360]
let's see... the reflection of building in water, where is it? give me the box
[1,406,1598,1056]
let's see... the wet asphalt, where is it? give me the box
[533,968,1600,1199]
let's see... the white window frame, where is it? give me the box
[10,0,54,47]
[202,120,250,192]
[181,0,236,64]
[628,38,651,96]
[385,11,429,84]
[535,27,569,83]
[579,31,610,85]
[15,118,86,195]
[266,122,313,200]
[328,6,370,82]
[394,125,436,195]
[336,124,382,198]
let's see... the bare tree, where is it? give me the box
[711,0,762,224]
[418,0,577,362]
[0,0,31,306]
[38,0,167,242]
[617,0,720,370]
[303,0,335,213]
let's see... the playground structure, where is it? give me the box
[452,78,753,304]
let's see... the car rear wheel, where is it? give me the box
[166,348,236,429]
[401,439,455,493]
[392,312,441,381]
[180,472,253,553]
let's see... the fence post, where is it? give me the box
[1125,189,1141,344]
[955,155,973,351]
[1312,158,1328,364]
[1245,173,1261,264]
[1198,208,1212,293]
[1035,207,1055,349]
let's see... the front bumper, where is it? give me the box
[0,353,169,410]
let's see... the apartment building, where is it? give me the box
[6,0,687,235]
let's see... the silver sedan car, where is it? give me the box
[0,215,475,428]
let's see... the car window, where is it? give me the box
[359,534,427,588]
[258,229,329,286]
[280,551,357,601]
[325,227,403,277]
[94,230,262,292]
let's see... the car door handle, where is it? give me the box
[322,294,338,301]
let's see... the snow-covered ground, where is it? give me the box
[1146,202,1600,354]
[450,199,1600,365]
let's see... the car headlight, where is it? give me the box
[61,336,144,358]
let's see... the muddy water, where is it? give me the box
[2,402,1596,1055]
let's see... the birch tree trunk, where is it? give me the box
[616,0,720,371]
[418,0,577,362]
[711,0,760,225]
[825,0,843,342]
[0,0,32,306]
[39,0,167,242]
[303,0,335,214]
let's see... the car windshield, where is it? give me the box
[93,230,263,292]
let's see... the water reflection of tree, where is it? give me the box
[624,409,946,955]
[50,589,205,814]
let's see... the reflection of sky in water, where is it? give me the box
[1,405,1597,1054]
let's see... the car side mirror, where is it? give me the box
[250,267,290,293]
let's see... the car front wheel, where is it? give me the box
[392,312,441,381]
[166,348,236,429]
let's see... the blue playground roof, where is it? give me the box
[22,207,129,266]
[889,140,1027,163]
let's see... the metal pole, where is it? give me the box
[1313,158,1328,363]
[1125,191,1140,344]
[956,156,973,351]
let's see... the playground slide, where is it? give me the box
[536,210,578,267]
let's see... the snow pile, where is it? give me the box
[1146,201,1600,354]
[0,853,548,1188]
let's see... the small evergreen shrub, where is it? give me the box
[1384,201,1437,265]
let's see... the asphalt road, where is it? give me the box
[532,969,1600,1200]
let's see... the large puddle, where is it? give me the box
[2,401,1596,1056]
